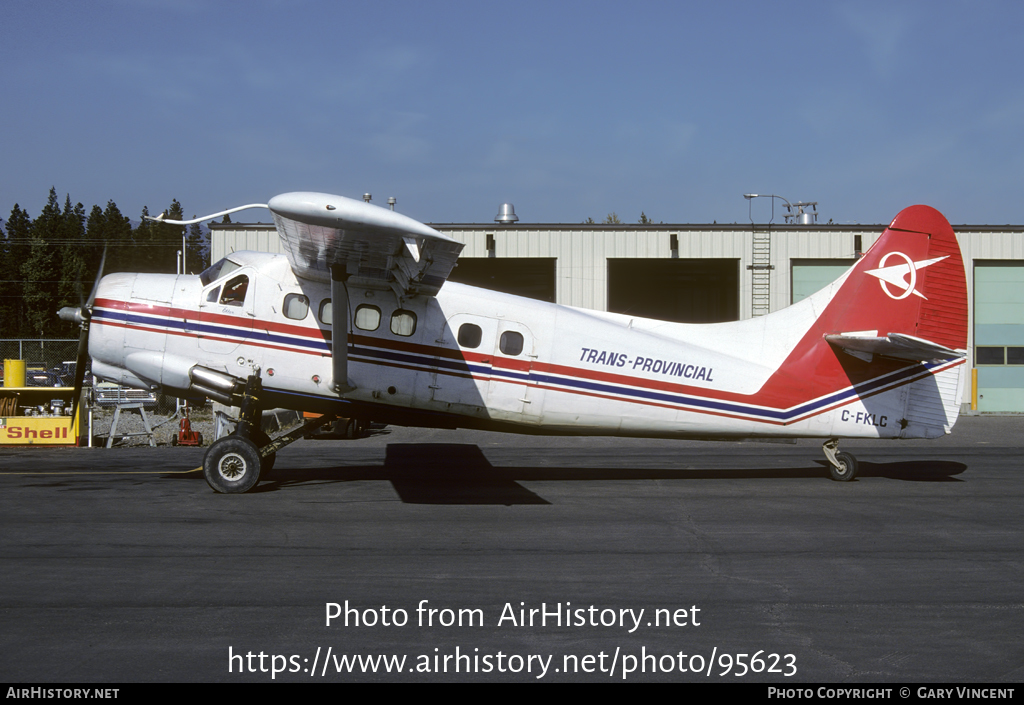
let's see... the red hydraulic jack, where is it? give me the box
[171,407,204,447]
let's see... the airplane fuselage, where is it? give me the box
[88,250,965,442]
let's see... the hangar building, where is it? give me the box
[210,210,1024,413]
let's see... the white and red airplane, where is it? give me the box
[60,193,968,492]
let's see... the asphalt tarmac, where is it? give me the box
[1,416,1022,683]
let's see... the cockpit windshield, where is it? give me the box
[199,257,242,286]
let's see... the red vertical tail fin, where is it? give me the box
[766,206,967,438]
[821,205,967,348]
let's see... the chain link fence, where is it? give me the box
[2,338,181,413]
[2,338,184,445]
[1,339,80,385]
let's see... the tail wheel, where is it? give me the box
[830,451,858,482]
[203,436,262,493]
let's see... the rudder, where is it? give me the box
[823,205,967,349]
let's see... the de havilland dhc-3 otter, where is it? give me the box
[58,192,968,493]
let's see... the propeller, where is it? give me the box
[57,247,107,430]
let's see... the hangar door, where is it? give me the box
[791,259,857,304]
[974,262,1024,412]
[608,259,739,323]
[449,258,556,303]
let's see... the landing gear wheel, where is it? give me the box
[830,451,858,482]
[203,436,262,493]
[252,430,275,475]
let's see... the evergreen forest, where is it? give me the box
[0,187,210,339]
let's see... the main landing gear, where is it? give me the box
[202,371,337,493]
[822,438,858,482]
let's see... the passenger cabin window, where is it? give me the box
[354,305,381,331]
[458,323,482,348]
[500,331,524,356]
[319,299,331,324]
[390,310,417,337]
[219,275,249,307]
[283,294,309,320]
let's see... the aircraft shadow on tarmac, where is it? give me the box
[219,444,968,502]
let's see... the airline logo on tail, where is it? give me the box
[865,252,949,300]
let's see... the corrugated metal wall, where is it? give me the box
[441,226,753,314]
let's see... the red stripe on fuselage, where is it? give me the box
[95,296,956,417]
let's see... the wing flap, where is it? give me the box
[268,192,463,297]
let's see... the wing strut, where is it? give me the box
[331,265,355,394]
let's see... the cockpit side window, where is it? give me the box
[219,274,249,307]
[199,258,242,287]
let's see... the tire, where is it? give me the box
[203,436,262,493]
[830,451,858,482]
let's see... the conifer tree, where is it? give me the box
[134,200,184,273]
[21,188,62,336]
[99,200,132,273]
[57,196,87,334]
[133,205,156,272]
[185,220,207,274]
[159,199,186,273]
[2,204,33,337]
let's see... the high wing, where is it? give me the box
[267,192,464,297]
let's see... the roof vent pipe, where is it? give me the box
[495,203,519,224]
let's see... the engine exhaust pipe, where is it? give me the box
[189,383,236,406]
[190,366,243,394]
[188,366,244,405]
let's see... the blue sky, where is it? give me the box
[3,0,1023,226]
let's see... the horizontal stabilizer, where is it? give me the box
[825,332,966,363]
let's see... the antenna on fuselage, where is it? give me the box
[143,203,269,225]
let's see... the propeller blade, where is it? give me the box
[87,246,108,307]
[68,246,107,431]
[68,315,91,431]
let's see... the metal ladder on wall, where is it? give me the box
[749,223,773,317]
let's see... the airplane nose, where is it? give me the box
[88,272,135,368]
